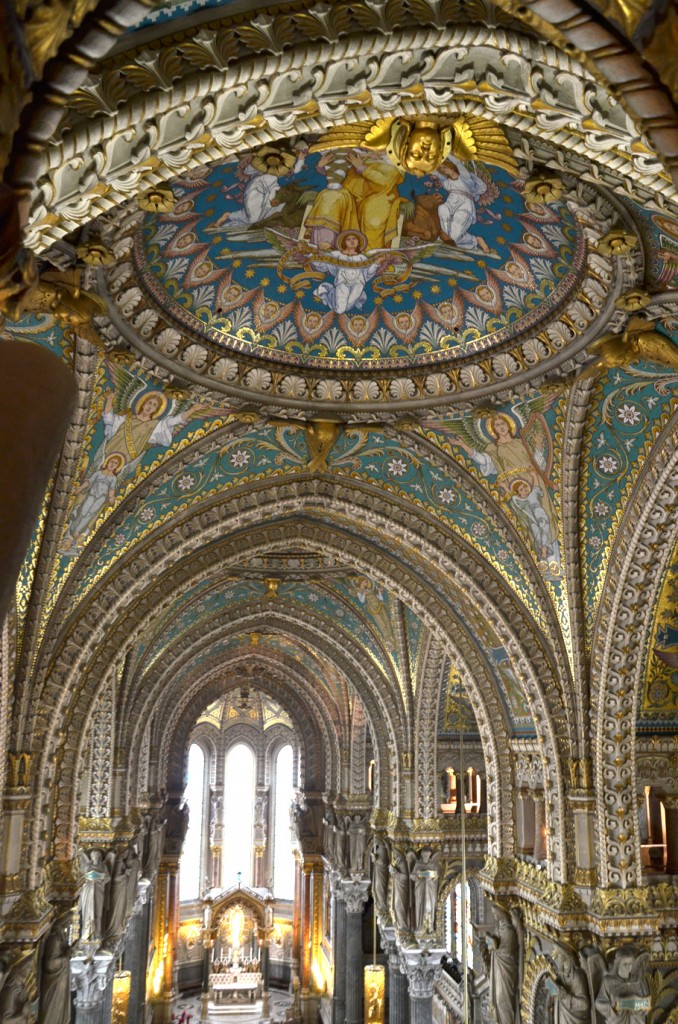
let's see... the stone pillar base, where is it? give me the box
[150,993,175,1024]
[301,991,320,1024]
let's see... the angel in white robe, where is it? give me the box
[209,147,308,231]
[311,230,390,313]
[510,478,560,565]
[429,158,490,252]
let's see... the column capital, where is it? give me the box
[341,878,370,914]
[71,952,115,1009]
[399,949,444,1000]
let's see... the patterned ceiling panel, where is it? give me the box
[579,358,678,643]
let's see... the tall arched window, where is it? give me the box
[273,744,295,899]
[180,743,205,902]
[223,743,255,887]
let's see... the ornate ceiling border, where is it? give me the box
[15,23,677,255]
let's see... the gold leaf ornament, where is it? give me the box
[523,173,564,204]
[615,288,652,312]
[309,115,517,177]
[137,186,176,213]
[76,241,115,266]
[595,229,638,256]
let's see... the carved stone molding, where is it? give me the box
[341,878,370,915]
[400,949,445,999]
[70,952,115,1009]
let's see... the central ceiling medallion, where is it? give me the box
[107,118,621,410]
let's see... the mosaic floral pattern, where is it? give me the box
[139,144,581,370]
[3,312,73,360]
[579,359,678,640]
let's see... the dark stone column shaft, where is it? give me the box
[345,910,363,1024]
[388,955,409,1024]
[408,996,432,1024]
[332,895,347,1024]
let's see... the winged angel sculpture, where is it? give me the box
[430,394,560,571]
[78,848,116,943]
[580,946,651,1024]
[308,115,518,178]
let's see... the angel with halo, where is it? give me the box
[436,396,560,569]
[580,945,651,1024]
[309,115,518,179]
[78,848,115,943]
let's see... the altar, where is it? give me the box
[202,883,274,1018]
[209,965,263,1014]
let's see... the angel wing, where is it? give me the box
[450,116,518,175]
[580,946,606,1024]
[77,849,92,873]
[105,355,145,415]
[471,162,501,207]
[522,411,554,480]
[421,414,488,452]
[308,118,394,153]
[104,850,116,878]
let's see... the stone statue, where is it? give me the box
[323,806,336,857]
[545,947,590,1024]
[124,840,140,913]
[334,817,348,873]
[390,850,411,931]
[78,848,113,942]
[38,922,74,1024]
[164,800,189,855]
[487,906,519,1024]
[592,947,650,1024]
[412,849,438,934]
[0,958,30,1023]
[348,815,366,874]
[370,836,390,912]
[144,810,166,879]
[103,853,131,945]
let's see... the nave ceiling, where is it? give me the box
[1,0,678,926]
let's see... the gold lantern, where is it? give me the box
[112,970,131,1024]
[364,965,385,1024]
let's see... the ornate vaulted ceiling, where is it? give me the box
[2,0,678,896]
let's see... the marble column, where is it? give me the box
[72,953,115,1024]
[388,947,409,1024]
[124,908,145,1024]
[342,879,370,1024]
[200,941,213,1023]
[400,951,443,1024]
[533,791,547,862]
[301,863,313,991]
[261,940,271,1018]
[332,883,347,1024]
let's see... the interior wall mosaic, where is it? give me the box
[640,547,678,727]
[579,359,678,642]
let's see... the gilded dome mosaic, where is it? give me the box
[107,124,621,410]
[138,132,583,371]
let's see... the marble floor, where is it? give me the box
[171,988,293,1023]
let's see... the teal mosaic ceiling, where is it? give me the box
[579,359,678,644]
[139,142,581,370]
